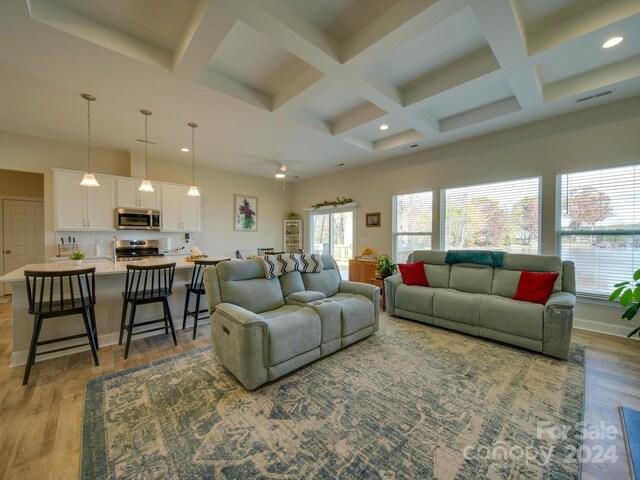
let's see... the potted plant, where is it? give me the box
[609,268,640,337]
[376,254,397,279]
[70,251,86,266]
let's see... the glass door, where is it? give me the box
[310,209,354,279]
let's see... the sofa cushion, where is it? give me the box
[395,284,437,315]
[479,295,544,340]
[491,269,521,298]
[424,264,451,288]
[288,291,326,303]
[433,289,483,325]
[327,293,374,336]
[398,261,429,286]
[220,278,284,314]
[410,250,447,265]
[502,254,563,293]
[279,271,305,297]
[302,269,340,297]
[513,271,559,305]
[449,264,493,294]
[261,306,321,366]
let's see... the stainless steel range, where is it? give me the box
[115,240,164,262]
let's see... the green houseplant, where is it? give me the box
[376,255,397,279]
[609,268,640,337]
[69,251,85,265]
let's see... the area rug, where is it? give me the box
[82,316,584,479]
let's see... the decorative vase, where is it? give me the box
[72,260,82,266]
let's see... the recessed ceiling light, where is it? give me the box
[181,147,189,152]
[603,36,623,48]
[379,124,389,131]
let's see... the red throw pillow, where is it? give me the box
[513,271,559,304]
[398,261,429,287]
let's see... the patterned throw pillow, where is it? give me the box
[259,253,323,279]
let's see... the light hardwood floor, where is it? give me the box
[0,299,638,479]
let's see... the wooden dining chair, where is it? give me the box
[23,267,99,385]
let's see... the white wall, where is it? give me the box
[293,96,640,336]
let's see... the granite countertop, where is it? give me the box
[0,255,230,283]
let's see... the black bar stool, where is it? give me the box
[257,247,274,256]
[235,250,243,259]
[182,259,226,339]
[23,267,99,385]
[119,263,177,359]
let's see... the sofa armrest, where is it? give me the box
[215,303,266,327]
[542,292,576,360]
[545,292,576,309]
[384,274,403,315]
[211,303,269,390]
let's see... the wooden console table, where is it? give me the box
[348,258,378,283]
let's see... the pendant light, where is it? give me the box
[80,93,100,187]
[186,122,200,197]
[275,165,286,190]
[139,109,154,192]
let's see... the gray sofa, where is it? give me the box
[384,251,576,359]
[203,255,380,389]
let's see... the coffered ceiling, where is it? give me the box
[0,0,639,180]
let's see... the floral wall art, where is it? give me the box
[234,194,258,231]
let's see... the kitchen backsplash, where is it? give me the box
[54,230,198,257]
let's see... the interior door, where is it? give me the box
[3,200,45,295]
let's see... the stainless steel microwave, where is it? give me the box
[115,208,161,230]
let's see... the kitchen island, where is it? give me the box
[0,255,229,367]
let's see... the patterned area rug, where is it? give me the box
[82,315,584,479]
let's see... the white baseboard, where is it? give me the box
[9,319,205,367]
[573,317,638,339]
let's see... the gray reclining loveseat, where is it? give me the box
[385,250,576,359]
[203,255,379,389]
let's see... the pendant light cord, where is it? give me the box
[144,114,148,178]
[192,125,195,185]
[87,97,91,173]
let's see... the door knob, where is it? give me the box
[4,250,10,254]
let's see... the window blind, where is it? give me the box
[559,165,640,296]
[442,177,540,254]
[393,191,432,263]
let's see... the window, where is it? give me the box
[442,177,541,253]
[559,165,640,296]
[393,191,433,263]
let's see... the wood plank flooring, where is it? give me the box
[0,299,638,479]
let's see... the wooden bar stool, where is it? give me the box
[23,267,99,385]
[119,263,177,359]
[182,259,225,339]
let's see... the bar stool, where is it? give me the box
[257,247,274,256]
[23,267,99,385]
[235,250,243,259]
[119,263,177,359]
[182,259,224,339]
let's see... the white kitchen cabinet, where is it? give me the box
[54,169,116,231]
[161,184,201,232]
[116,178,160,209]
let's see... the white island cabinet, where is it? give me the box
[0,255,229,367]
[54,169,116,231]
[116,177,160,209]
[161,184,201,232]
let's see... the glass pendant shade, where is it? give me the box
[275,172,285,179]
[187,185,200,197]
[80,173,100,187]
[139,180,154,192]
[187,122,199,197]
[80,93,99,187]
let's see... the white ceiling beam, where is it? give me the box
[273,67,326,112]
[26,0,173,71]
[198,67,272,111]
[528,1,640,57]
[402,49,501,107]
[543,54,640,103]
[172,0,236,80]
[373,130,425,152]
[439,96,521,133]
[340,0,468,67]
[470,0,542,109]
[213,0,341,74]
[333,104,387,136]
